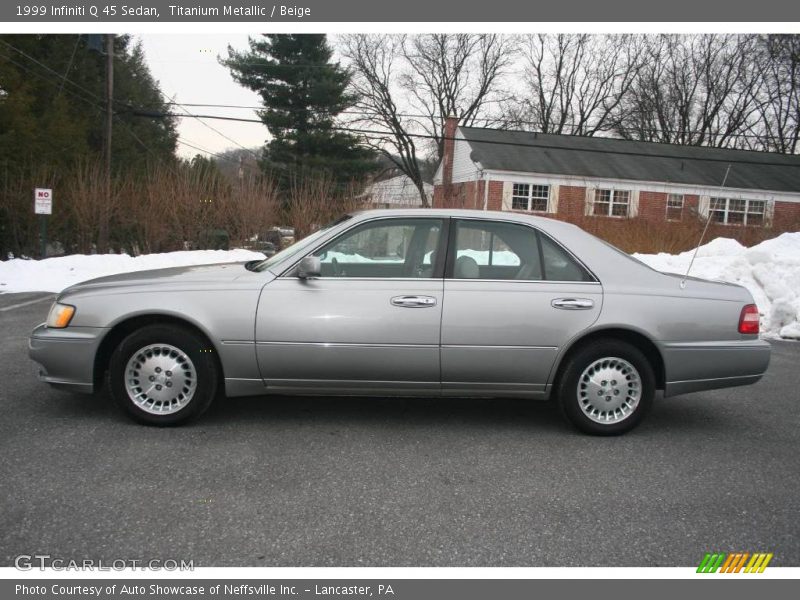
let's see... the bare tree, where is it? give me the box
[617,35,763,148]
[503,34,644,135]
[748,35,800,154]
[399,34,514,158]
[339,34,513,207]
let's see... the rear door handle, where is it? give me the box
[551,298,594,310]
[391,295,437,308]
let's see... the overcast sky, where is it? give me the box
[138,34,269,159]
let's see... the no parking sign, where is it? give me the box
[34,188,53,215]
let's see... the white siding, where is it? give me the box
[501,181,514,210]
[450,128,482,183]
[548,184,559,214]
[765,200,776,227]
[629,190,640,218]
[365,175,432,207]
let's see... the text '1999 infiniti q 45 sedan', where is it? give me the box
[29,209,770,435]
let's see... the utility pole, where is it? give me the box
[98,33,114,253]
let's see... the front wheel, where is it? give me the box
[556,339,655,435]
[108,324,219,425]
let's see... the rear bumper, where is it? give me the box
[661,339,771,397]
[28,323,108,394]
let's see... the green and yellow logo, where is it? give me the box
[697,552,773,573]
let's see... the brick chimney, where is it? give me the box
[441,115,459,186]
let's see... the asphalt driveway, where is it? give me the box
[1,292,798,567]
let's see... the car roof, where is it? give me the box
[348,208,587,239]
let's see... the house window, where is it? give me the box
[594,189,630,217]
[666,194,684,221]
[709,197,766,226]
[511,183,549,212]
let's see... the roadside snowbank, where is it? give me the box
[634,232,800,340]
[2,233,799,339]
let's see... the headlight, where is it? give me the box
[46,302,76,328]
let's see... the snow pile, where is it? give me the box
[634,232,800,340]
[0,249,265,295]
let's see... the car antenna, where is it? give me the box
[681,163,732,289]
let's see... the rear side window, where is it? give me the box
[451,220,539,280]
[448,219,594,282]
[539,234,594,282]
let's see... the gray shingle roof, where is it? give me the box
[460,126,800,193]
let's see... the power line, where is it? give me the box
[0,49,100,110]
[171,100,262,162]
[145,38,263,165]
[56,36,82,97]
[133,110,800,168]
[0,39,105,106]
[159,102,781,144]
[177,139,246,164]
[0,43,181,173]
[4,38,794,167]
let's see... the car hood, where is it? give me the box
[60,262,269,297]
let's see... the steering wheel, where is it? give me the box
[331,256,342,277]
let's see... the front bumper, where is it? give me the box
[661,339,771,397]
[28,323,108,394]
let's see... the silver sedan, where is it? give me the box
[29,209,770,434]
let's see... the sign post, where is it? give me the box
[34,188,52,258]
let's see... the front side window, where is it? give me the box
[255,215,351,272]
[450,220,593,282]
[666,194,684,221]
[593,189,630,217]
[709,197,766,226]
[511,183,550,212]
[312,218,443,278]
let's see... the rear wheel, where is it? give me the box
[108,324,219,425]
[556,339,655,435]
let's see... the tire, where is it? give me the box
[108,324,219,426]
[556,339,655,436]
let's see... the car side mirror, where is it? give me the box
[297,255,321,279]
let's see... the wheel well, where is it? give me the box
[93,314,222,392]
[552,328,666,392]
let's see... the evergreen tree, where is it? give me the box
[0,34,177,173]
[222,34,376,189]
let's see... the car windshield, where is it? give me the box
[248,215,352,273]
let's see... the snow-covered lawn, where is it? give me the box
[1,232,799,339]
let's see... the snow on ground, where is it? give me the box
[1,233,799,339]
[634,232,800,340]
[0,249,265,295]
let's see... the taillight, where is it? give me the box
[738,304,760,334]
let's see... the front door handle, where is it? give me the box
[391,295,437,308]
[551,298,594,310]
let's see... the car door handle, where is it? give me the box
[551,298,594,310]
[391,295,437,308]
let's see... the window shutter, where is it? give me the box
[629,190,640,218]
[698,196,711,219]
[765,200,775,228]
[501,181,513,211]
[548,184,559,214]
[584,187,595,216]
